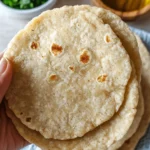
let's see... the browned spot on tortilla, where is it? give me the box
[125,139,130,144]
[26,117,31,122]
[80,51,90,64]
[51,43,63,56]
[69,66,75,72]
[31,42,38,49]
[49,74,58,81]
[105,35,111,43]
[97,75,107,82]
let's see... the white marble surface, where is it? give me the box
[0,0,150,51]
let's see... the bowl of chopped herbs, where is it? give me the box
[0,0,57,18]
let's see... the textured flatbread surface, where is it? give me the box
[4,6,134,140]
[4,5,141,149]
[109,90,144,150]
[5,64,139,150]
[89,7,141,81]
[118,35,150,150]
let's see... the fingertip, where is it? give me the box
[5,58,13,75]
[0,58,13,103]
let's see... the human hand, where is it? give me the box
[0,52,28,150]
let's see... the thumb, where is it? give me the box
[0,57,12,103]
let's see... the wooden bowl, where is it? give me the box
[92,0,150,21]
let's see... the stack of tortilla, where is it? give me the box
[4,5,150,150]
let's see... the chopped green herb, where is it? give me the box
[1,0,48,9]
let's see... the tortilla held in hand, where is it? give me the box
[4,5,141,150]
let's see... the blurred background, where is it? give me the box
[0,0,150,51]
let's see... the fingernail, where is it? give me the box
[0,58,8,74]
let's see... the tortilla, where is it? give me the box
[5,63,139,150]
[118,35,150,150]
[4,6,134,140]
[4,5,141,149]
[109,89,144,150]
[89,6,142,81]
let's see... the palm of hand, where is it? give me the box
[0,102,28,150]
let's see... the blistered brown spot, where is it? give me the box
[80,51,90,64]
[97,75,107,82]
[51,43,63,56]
[49,74,58,81]
[26,117,31,122]
[69,66,75,72]
[31,42,38,49]
[105,35,111,43]
[125,139,130,144]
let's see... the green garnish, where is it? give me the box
[1,0,48,9]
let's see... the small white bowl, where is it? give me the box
[0,0,57,19]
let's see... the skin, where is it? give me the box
[0,52,28,150]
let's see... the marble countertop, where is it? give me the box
[0,0,150,51]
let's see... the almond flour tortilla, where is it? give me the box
[5,64,139,150]
[117,35,150,150]
[4,6,134,140]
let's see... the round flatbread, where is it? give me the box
[118,35,150,150]
[4,6,133,140]
[4,5,140,149]
[5,65,139,150]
